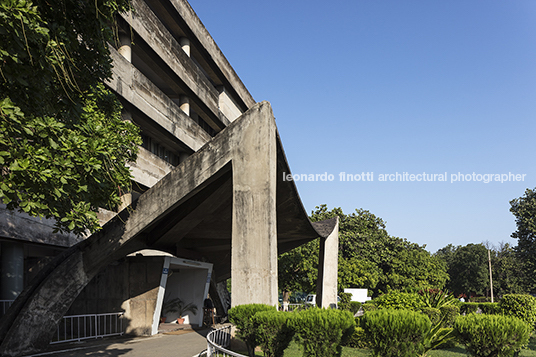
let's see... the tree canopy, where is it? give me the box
[0,0,141,235]
[278,205,448,297]
[510,188,536,294]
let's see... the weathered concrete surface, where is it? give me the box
[0,102,337,356]
[0,205,80,247]
[107,47,211,152]
[230,102,278,307]
[145,0,256,112]
[316,217,339,308]
[128,147,175,188]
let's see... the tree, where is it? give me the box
[490,242,526,297]
[278,205,448,297]
[0,0,141,235]
[438,243,489,297]
[510,188,536,294]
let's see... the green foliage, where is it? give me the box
[491,242,527,297]
[228,304,276,357]
[0,0,140,235]
[419,289,458,309]
[362,301,377,313]
[343,323,369,349]
[436,243,490,297]
[361,309,431,357]
[439,305,460,328]
[252,311,295,357]
[349,302,362,315]
[454,314,532,357]
[279,205,448,297]
[289,307,355,357]
[338,292,352,311]
[499,294,536,328]
[460,303,480,315]
[373,291,425,311]
[422,307,441,326]
[479,303,499,315]
[510,188,536,294]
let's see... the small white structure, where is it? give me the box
[344,288,371,303]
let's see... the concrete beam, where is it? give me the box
[107,47,211,152]
[316,217,339,309]
[146,0,256,111]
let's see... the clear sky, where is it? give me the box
[188,0,536,253]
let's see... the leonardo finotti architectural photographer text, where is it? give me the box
[282,172,527,184]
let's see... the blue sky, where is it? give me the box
[188,0,536,253]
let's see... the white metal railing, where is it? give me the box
[0,300,14,318]
[50,312,124,344]
[205,325,247,357]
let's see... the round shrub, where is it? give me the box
[362,309,431,357]
[228,304,276,357]
[289,307,355,357]
[362,301,377,312]
[479,302,499,315]
[373,291,425,311]
[252,311,294,357]
[499,294,536,328]
[454,314,532,357]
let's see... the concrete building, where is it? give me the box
[0,0,339,355]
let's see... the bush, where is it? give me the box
[338,292,352,311]
[419,289,458,309]
[460,302,480,315]
[252,311,294,357]
[343,324,368,349]
[349,301,362,315]
[499,294,536,328]
[361,309,431,357]
[454,314,532,357]
[362,301,377,312]
[228,304,276,357]
[289,307,355,357]
[373,291,425,311]
[421,307,441,326]
[479,302,499,315]
[439,305,460,328]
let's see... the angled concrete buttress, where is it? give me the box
[0,101,339,356]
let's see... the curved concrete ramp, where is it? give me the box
[0,101,338,356]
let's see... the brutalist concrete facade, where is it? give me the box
[0,0,339,355]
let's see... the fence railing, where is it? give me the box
[50,312,125,344]
[205,325,246,357]
[0,300,14,318]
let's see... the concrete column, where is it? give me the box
[179,95,190,116]
[179,37,190,57]
[118,31,132,63]
[316,217,339,308]
[231,103,278,307]
[0,242,24,300]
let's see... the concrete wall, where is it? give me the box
[68,256,165,336]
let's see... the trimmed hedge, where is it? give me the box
[460,302,480,315]
[361,309,431,357]
[252,311,294,357]
[344,324,368,349]
[454,314,532,357]
[228,304,276,357]
[289,307,355,357]
[499,294,536,329]
[421,307,441,326]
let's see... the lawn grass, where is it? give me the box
[232,334,536,356]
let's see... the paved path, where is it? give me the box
[26,329,210,357]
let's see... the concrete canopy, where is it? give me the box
[0,101,337,356]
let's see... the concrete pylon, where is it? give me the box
[230,103,278,307]
[316,216,339,308]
